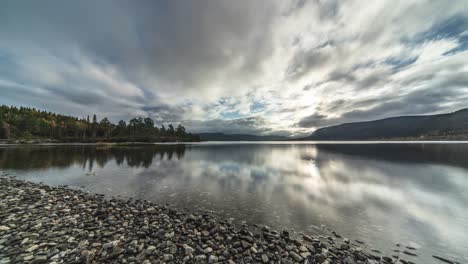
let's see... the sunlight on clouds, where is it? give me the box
[0,0,467,135]
[416,39,460,63]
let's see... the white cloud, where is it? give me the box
[1,0,468,135]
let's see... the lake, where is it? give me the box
[0,142,467,263]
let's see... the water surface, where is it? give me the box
[1,142,467,263]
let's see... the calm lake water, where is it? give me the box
[1,142,467,263]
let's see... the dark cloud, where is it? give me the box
[324,69,386,90]
[44,86,105,106]
[286,48,331,80]
[297,113,329,128]
[298,72,468,129]
[141,105,187,123]
[328,70,356,83]
[435,71,468,88]
[317,0,340,21]
[186,117,272,135]
[358,73,385,89]
[126,1,278,91]
[1,0,279,98]
[400,73,436,87]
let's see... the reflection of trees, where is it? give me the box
[0,145,186,171]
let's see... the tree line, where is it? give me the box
[0,105,200,142]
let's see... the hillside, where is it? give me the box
[302,108,468,141]
[198,133,287,141]
[0,105,200,143]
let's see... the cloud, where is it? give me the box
[285,47,332,80]
[297,76,468,129]
[1,0,468,135]
[185,117,274,135]
[297,113,329,128]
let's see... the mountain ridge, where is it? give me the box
[301,108,468,140]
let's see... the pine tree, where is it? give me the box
[92,114,98,138]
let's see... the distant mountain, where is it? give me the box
[301,108,468,141]
[198,133,288,141]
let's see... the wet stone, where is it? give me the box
[0,176,423,264]
[289,251,303,262]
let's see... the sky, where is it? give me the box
[1,0,468,136]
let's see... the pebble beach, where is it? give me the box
[0,176,457,264]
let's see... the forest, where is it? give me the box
[0,105,200,142]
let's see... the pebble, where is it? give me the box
[289,251,303,262]
[0,176,426,264]
[432,255,455,264]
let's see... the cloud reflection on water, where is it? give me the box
[1,144,467,263]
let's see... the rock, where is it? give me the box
[432,255,455,264]
[208,255,218,263]
[146,245,156,254]
[280,229,290,239]
[340,243,350,250]
[289,251,303,262]
[314,253,326,263]
[0,176,435,264]
[30,256,48,264]
[26,245,39,252]
[403,250,417,256]
[184,245,195,255]
[344,256,355,264]
[103,240,119,249]
[250,246,258,254]
[302,234,314,242]
[163,254,174,261]
[170,244,178,254]
[298,245,308,252]
[300,252,311,259]
[80,250,94,264]
[241,240,251,248]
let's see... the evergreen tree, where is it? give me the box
[0,115,5,139]
[176,124,186,137]
[99,117,112,138]
[0,105,199,142]
[92,114,98,138]
[168,124,175,136]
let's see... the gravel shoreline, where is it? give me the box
[0,176,456,264]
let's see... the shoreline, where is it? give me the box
[1,140,468,147]
[0,176,458,264]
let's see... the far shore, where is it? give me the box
[1,139,468,146]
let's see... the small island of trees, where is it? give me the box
[0,105,200,143]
